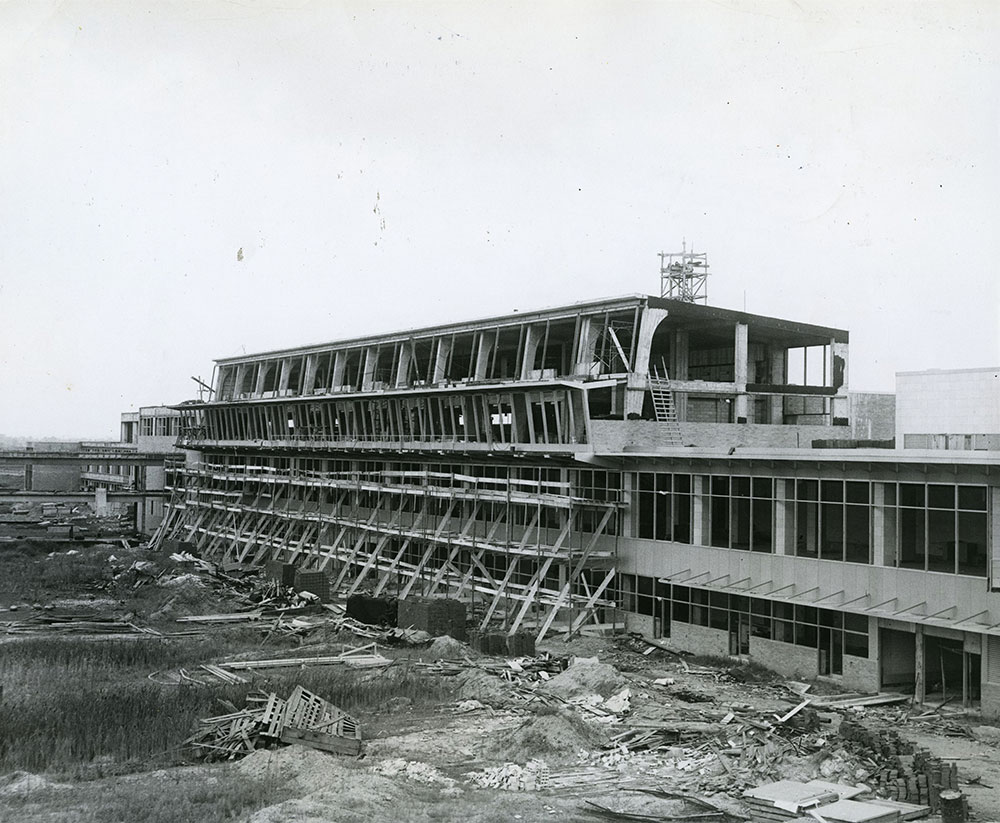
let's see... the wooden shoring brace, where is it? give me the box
[242,510,287,565]
[506,556,555,635]
[179,505,212,550]
[424,500,488,595]
[310,490,349,570]
[218,507,254,564]
[315,522,350,572]
[332,507,401,591]
[397,542,437,599]
[373,498,456,596]
[565,567,616,637]
[206,509,240,560]
[533,506,616,641]
[479,554,521,629]
[448,510,507,598]
[478,507,540,630]
[371,536,413,597]
[455,546,506,603]
[345,509,425,597]
[286,521,318,568]
[264,517,301,566]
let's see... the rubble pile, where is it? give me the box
[466,760,550,791]
[187,685,361,761]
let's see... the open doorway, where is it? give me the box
[924,635,980,708]
[729,612,750,656]
[880,628,916,693]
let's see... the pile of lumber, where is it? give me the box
[187,686,361,760]
[219,642,390,671]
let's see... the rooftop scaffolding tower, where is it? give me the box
[659,242,709,304]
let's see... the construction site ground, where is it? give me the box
[2,528,1000,823]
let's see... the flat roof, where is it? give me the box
[214,294,849,365]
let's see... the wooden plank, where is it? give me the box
[279,726,361,755]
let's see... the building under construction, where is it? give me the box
[153,292,1000,717]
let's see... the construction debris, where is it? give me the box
[466,760,550,791]
[219,643,391,671]
[187,686,361,760]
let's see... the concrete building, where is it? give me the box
[154,294,1000,715]
[897,367,1000,450]
[82,406,184,532]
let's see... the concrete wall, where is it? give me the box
[849,392,896,441]
[749,636,817,680]
[668,621,731,658]
[841,654,879,693]
[896,368,1000,439]
[27,464,81,492]
[590,420,854,451]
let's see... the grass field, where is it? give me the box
[0,634,453,776]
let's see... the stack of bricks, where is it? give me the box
[346,594,398,626]
[265,560,297,586]
[397,597,467,641]
[839,719,959,812]
[293,569,331,602]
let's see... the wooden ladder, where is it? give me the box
[649,364,683,447]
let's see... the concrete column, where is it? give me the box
[362,346,379,391]
[330,351,346,390]
[303,354,319,393]
[633,307,669,376]
[254,363,268,396]
[474,330,495,380]
[574,317,597,375]
[915,625,925,703]
[734,323,749,423]
[673,330,689,422]
[395,343,412,388]
[24,463,32,491]
[432,338,452,383]
[768,345,786,424]
[692,475,709,547]
[774,479,790,555]
[230,365,244,398]
[94,487,109,516]
[520,324,541,380]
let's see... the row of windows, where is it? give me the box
[634,474,990,577]
[617,575,869,658]
[140,416,181,437]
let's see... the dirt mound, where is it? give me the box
[539,659,626,699]
[0,771,71,797]
[486,708,608,760]
[236,744,353,790]
[425,635,472,660]
[146,575,220,621]
[455,669,514,706]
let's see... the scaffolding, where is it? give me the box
[659,243,709,304]
[153,459,620,642]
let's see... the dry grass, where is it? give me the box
[0,635,454,776]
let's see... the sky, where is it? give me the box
[1,0,997,440]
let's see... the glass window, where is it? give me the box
[958,486,987,511]
[928,485,955,509]
[958,511,988,576]
[845,481,870,504]
[927,509,956,573]
[899,508,925,569]
[900,483,924,507]
[821,480,843,502]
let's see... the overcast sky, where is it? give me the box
[1,1,997,439]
